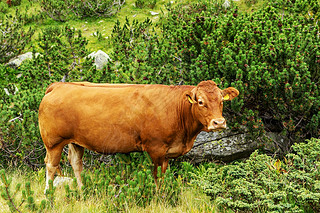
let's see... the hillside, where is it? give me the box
[1,0,320,212]
[1,0,267,52]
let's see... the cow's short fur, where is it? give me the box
[39,80,239,190]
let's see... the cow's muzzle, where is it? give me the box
[207,118,226,131]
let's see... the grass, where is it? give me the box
[0,167,214,213]
[235,0,267,13]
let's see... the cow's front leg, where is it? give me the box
[161,158,169,174]
[150,156,169,189]
[146,144,168,189]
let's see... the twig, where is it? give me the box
[3,183,23,213]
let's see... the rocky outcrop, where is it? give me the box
[184,130,282,163]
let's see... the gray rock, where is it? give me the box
[150,11,159,16]
[88,50,111,70]
[7,52,39,67]
[222,0,231,9]
[53,176,73,187]
[185,130,280,163]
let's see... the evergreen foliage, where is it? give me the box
[36,25,89,81]
[68,0,125,18]
[192,138,320,212]
[135,0,157,9]
[0,13,34,64]
[0,2,9,13]
[39,0,69,22]
[0,24,89,168]
[0,169,50,212]
[38,0,125,21]
[0,153,189,212]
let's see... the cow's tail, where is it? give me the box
[45,82,59,94]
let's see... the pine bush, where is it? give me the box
[192,138,320,212]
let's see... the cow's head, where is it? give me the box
[186,80,239,132]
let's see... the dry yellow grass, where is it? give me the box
[0,168,215,213]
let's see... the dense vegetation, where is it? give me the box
[0,0,319,212]
[1,138,319,212]
[193,138,320,212]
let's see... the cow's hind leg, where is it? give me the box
[67,143,84,189]
[44,144,64,193]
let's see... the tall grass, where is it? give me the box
[0,167,213,213]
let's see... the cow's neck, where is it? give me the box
[178,96,203,141]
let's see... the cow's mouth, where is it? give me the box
[207,125,226,132]
[207,118,226,131]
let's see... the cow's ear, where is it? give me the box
[186,88,197,104]
[222,87,239,101]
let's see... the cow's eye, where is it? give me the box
[198,100,204,106]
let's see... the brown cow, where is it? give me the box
[39,80,239,190]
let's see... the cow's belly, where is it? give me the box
[73,125,142,154]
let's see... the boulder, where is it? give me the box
[184,130,281,163]
[88,50,111,70]
[7,52,39,67]
[53,176,73,187]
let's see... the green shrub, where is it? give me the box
[106,17,184,85]
[162,1,320,147]
[39,0,69,22]
[68,0,125,18]
[0,2,8,13]
[0,169,50,212]
[244,0,258,6]
[271,0,320,17]
[9,0,22,7]
[0,14,35,64]
[135,0,157,9]
[36,25,89,81]
[0,0,319,170]
[192,138,320,212]
[0,156,193,212]
[15,3,46,25]
[0,25,89,169]
[39,0,125,21]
